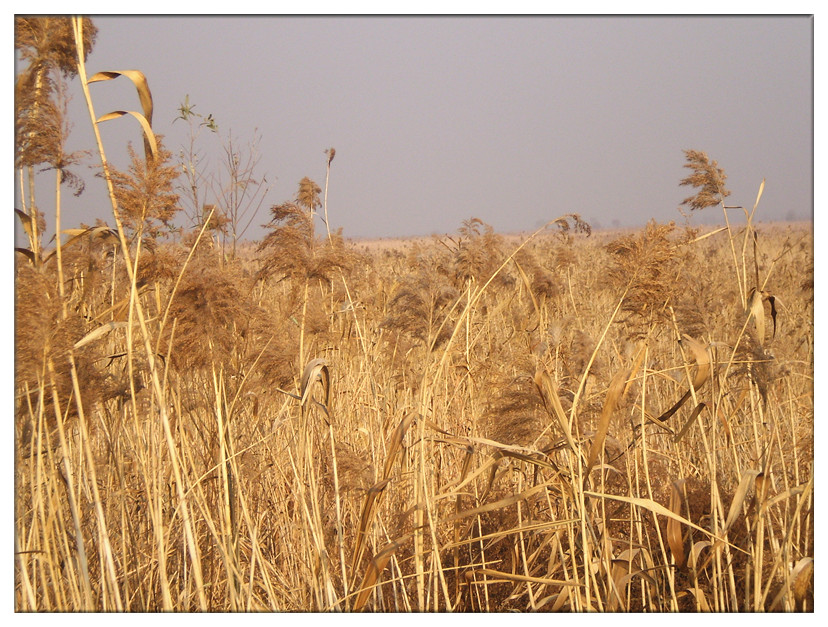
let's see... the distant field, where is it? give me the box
[349,219,812,249]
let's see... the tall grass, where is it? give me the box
[14,17,813,612]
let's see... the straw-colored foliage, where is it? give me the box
[14,17,813,612]
[14,214,813,612]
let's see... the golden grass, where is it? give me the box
[14,215,813,611]
[14,17,813,612]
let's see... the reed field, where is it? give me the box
[14,17,813,612]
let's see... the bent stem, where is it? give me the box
[72,16,208,610]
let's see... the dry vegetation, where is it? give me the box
[14,17,814,612]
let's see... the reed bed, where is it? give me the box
[14,215,814,611]
[14,17,813,612]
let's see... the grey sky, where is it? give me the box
[24,15,814,241]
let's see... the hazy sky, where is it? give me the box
[19,15,813,241]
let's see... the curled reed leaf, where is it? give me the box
[74,321,127,350]
[89,69,155,162]
[790,557,814,610]
[351,413,417,586]
[658,334,711,422]
[352,533,411,611]
[584,491,718,540]
[88,70,153,125]
[667,479,687,568]
[299,357,330,412]
[584,367,630,478]
[723,469,761,534]
[95,110,158,162]
[534,367,578,454]
[684,587,712,611]
[746,287,779,345]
